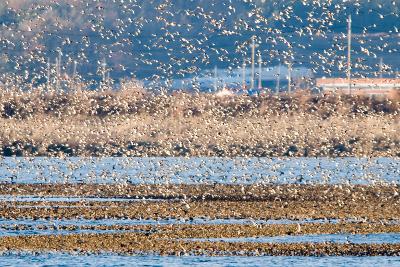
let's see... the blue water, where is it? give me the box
[0,254,399,267]
[0,157,398,184]
[0,157,399,264]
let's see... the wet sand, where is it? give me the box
[1,199,400,220]
[1,232,400,256]
[2,222,400,236]
[1,183,399,201]
[1,183,400,255]
[0,184,399,220]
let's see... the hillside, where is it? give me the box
[0,0,399,86]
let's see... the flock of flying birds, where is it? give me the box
[0,4,398,252]
[0,1,397,181]
[0,0,398,87]
[1,157,399,185]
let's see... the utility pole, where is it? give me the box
[72,60,77,92]
[55,49,62,92]
[73,61,77,79]
[251,36,256,90]
[287,62,292,94]
[102,57,107,89]
[214,66,218,91]
[379,57,383,78]
[258,53,262,90]
[276,63,281,95]
[242,60,246,90]
[347,15,352,95]
[55,57,60,92]
[58,50,62,77]
[46,57,51,91]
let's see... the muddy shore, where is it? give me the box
[1,183,400,255]
[0,184,399,220]
[1,199,399,220]
[1,232,400,256]
[3,223,400,237]
[1,183,399,201]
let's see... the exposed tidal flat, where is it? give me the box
[1,183,400,221]
[0,156,399,258]
[1,182,400,256]
[0,0,400,263]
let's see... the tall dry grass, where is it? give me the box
[0,86,398,157]
[0,86,399,119]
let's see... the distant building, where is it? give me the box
[172,66,313,93]
[316,78,400,97]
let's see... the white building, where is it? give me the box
[173,66,313,93]
[316,78,400,97]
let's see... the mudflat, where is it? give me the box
[0,183,400,255]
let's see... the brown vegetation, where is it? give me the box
[0,88,399,157]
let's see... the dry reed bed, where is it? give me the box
[0,89,399,118]
[0,89,399,157]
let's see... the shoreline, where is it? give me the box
[0,183,399,255]
[0,184,399,220]
[0,232,400,256]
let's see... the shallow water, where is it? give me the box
[1,157,399,262]
[0,157,398,184]
[0,254,400,267]
[185,233,400,245]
